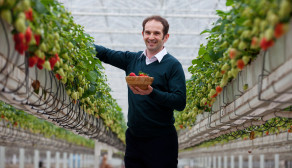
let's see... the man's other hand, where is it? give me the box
[129,85,153,95]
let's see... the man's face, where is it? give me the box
[142,20,169,55]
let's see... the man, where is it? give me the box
[95,15,186,168]
[100,155,112,168]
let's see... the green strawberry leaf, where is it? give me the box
[226,0,234,6]
[86,71,98,84]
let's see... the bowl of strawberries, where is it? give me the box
[125,72,154,90]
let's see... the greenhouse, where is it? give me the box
[0,0,292,168]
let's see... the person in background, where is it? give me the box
[95,15,186,168]
[100,155,113,168]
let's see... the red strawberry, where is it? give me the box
[28,56,38,67]
[229,48,237,59]
[265,131,269,135]
[13,34,19,42]
[37,57,46,69]
[16,43,25,55]
[274,23,287,38]
[34,34,41,46]
[49,57,57,70]
[237,59,245,70]
[216,86,222,93]
[55,73,62,80]
[260,37,274,50]
[55,53,60,61]
[221,70,225,74]
[1,114,4,118]
[14,33,26,54]
[139,74,148,77]
[251,37,259,48]
[179,125,183,129]
[13,122,18,127]
[25,27,32,44]
[211,93,218,98]
[25,8,33,21]
[129,72,136,76]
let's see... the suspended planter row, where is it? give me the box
[0,100,95,150]
[0,119,94,154]
[0,0,126,150]
[179,0,292,149]
[0,19,124,150]
[179,130,292,158]
[179,116,292,157]
[175,0,292,130]
[178,18,292,149]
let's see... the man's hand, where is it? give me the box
[129,85,153,95]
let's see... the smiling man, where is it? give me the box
[95,15,186,168]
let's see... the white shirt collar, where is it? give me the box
[141,47,168,63]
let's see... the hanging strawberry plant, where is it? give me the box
[0,101,95,148]
[180,117,292,150]
[175,0,292,130]
[0,0,126,143]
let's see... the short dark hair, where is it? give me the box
[142,15,169,36]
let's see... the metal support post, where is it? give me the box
[224,156,227,168]
[19,148,25,168]
[275,154,279,168]
[63,153,68,168]
[34,150,39,168]
[0,146,5,168]
[248,155,253,168]
[230,155,234,168]
[213,156,217,168]
[69,153,73,168]
[218,156,221,168]
[56,152,60,168]
[46,151,51,168]
[238,155,243,168]
[260,155,264,168]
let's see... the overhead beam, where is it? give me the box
[86,29,208,35]
[69,6,216,13]
[72,12,219,19]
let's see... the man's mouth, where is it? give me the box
[148,41,156,46]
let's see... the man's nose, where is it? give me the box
[149,33,155,39]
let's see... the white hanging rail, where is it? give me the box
[178,20,292,149]
[179,132,292,158]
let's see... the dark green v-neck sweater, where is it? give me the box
[95,45,186,137]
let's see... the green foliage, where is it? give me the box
[0,0,127,143]
[180,117,292,150]
[0,101,95,148]
[175,0,292,130]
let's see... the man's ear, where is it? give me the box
[163,33,169,42]
[142,31,144,36]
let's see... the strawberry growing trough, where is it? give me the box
[0,0,126,149]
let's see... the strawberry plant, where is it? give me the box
[0,101,95,148]
[0,0,126,143]
[180,117,292,150]
[175,0,292,130]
